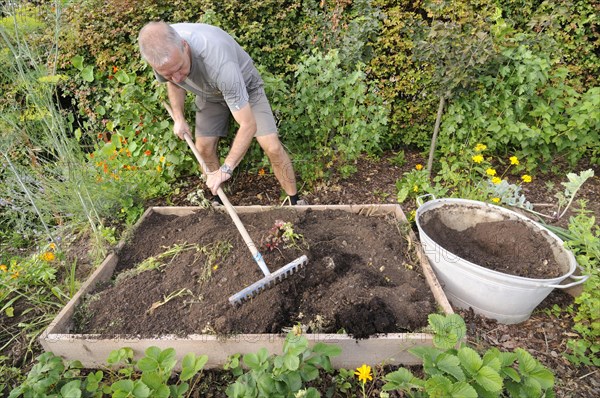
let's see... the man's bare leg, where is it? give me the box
[256,134,297,196]
[195,136,220,173]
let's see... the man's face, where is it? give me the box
[155,40,190,84]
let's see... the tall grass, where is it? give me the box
[0,2,116,259]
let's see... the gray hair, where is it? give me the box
[138,21,184,67]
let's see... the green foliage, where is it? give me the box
[0,243,71,393]
[9,347,207,398]
[368,2,435,149]
[300,0,383,71]
[396,168,448,204]
[439,14,600,170]
[225,331,341,398]
[382,314,555,398]
[276,49,388,183]
[558,205,600,367]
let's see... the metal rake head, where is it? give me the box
[229,255,308,306]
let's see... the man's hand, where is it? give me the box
[173,119,191,140]
[205,168,231,195]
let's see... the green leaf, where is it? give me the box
[285,371,302,391]
[449,381,478,398]
[180,354,208,381]
[60,380,82,398]
[168,384,187,398]
[382,368,423,391]
[137,357,159,373]
[283,353,300,371]
[81,65,94,82]
[430,314,466,349]
[458,347,482,376]
[474,366,503,392]
[140,371,163,390]
[436,353,465,381]
[132,380,151,398]
[502,367,521,382]
[112,379,134,393]
[312,343,342,357]
[243,349,268,370]
[516,348,537,374]
[71,55,84,70]
[152,384,170,398]
[424,374,453,396]
[256,373,276,394]
[301,364,319,382]
[529,367,555,390]
[114,69,130,84]
[5,307,14,317]
[157,348,177,372]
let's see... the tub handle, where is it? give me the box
[546,267,590,289]
[416,194,437,207]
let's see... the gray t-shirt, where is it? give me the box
[154,23,262,112]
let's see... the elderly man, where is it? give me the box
[138,21,303,205]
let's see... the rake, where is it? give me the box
[163,103,308,306]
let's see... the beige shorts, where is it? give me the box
[194,88,278,138]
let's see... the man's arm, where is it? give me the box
[167,82,189,139]
[224,103,256,169]
[205,103,256,195]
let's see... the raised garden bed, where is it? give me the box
[40,204,452,368]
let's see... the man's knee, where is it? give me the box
[259,136,285,158]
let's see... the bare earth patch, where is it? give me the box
[74,207,436,339]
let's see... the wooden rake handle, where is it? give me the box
[162,103,271,276]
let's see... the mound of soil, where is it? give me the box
[420,209,564,279]
[74,207,436,339]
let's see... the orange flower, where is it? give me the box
[143,137,148,143]
[258,168,266,176]
[112,65,118,73]
[42,252,55,262]
[144,150,151,156]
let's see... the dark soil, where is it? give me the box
[421,210,564,278]
[74,207,435,339]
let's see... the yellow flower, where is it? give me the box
[0,264,7,272]
[355,364,373,384]
[415,164,423,171]
[474,143,487,152]
[159,156,166,163]
[258,168,266,176]
[212,264,219,271]
[156,165,162,172]
[413,185,419,193]
[42,252,55,262]
[510,156,519,165]
[486,168,496,176]
[49,242,57,251]
[521,174,532,183]
[472,155,484,164]
[492,197,501,203]
[11,271,19,279]
[492,177,502,184]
